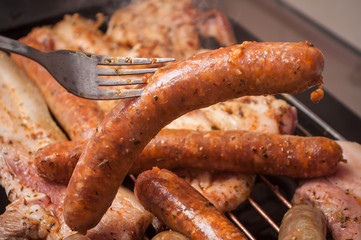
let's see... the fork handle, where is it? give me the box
[0,35,43,61]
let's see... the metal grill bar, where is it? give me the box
[248,197,280,232]
[296,123,312,137]
[281,94,346,140]
[259,175,292,209]
[227,212,256,240]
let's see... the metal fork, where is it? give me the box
[0,35,174,100]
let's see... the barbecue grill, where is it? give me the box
[1,0,361,239]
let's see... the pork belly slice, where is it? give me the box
[293,141,361,240]
[166,95,297,134]
[0,51,67,154]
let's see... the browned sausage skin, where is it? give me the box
[135,129,342,178]
[64,42,324,232]
[36,140,85,184]
[36,129,342,184]
[278,204,327,240]
[135,168,248,240]
[151,230,188,240]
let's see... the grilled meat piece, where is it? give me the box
[0,51,66,153]
[174,169,255,213]
[278,204,327,240]
[167,95,298,134]
[135,168,248,240]
[107,0,236,59]
[293,141,361,240]
[0,197,63,240]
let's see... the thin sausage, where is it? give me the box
[64,42,324,232]
[135,168,248,240]
[36,129,342,184]
[278,204,327,240]
[135,129,342,177]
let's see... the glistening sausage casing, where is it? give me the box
[135,168,248,240]
[64,42,324,232]
[36,129,342,184]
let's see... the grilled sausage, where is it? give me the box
[135,168,247,240]
[151,231,188,240]
[135,129,342,177]
[63,233,89,240]
[11,28,104,140]
[36,129,342,184]
[64,42,324,232]
[278,204,327,240]
[36,140,85,184]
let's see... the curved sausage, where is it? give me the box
[135,168,247,240]
[11,28,104,140]
[36,129,342,184]
[278,204,327,240]
[36,140,85,184]
[64,42,324,232]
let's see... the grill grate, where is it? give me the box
[229,177,290,240]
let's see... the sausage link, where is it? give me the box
[11,29,104,140]
[36,129,342,184]
[134,129,342,177]
[151,231,187,240]
[278,204,327,240]
[135,168,247,240]
[64,42,324,232]
[35,140,85,184]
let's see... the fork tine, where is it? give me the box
[95,88,144,100]
[97,67,158,76]
[97,78,147,86]
[95,55,175,66]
